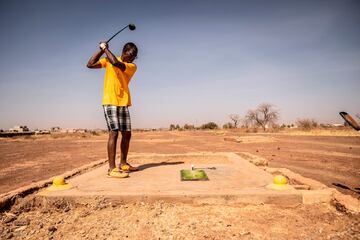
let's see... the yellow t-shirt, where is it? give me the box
[99,57,137,106]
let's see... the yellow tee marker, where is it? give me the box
[46,176,73,191]
[266,175,291,190]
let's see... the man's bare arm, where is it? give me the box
[87,49,104,69]
[103,48,126,72]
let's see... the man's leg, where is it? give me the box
[108,130,119,170]
[120,131,131,165]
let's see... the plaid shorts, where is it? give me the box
[103,105,131,132]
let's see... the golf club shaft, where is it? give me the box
[194,167,216,170]
[106,25,129,43]
[333,183,360,194]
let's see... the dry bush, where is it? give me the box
[50,133,68,139]
[183,124,195,130]
[200,122,218,130]
[223,122,234,129]
[90,130,101,136]
[245,128,258,133]
[296,118,318,131]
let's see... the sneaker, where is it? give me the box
[107,168,129,178]
[120,164,139,173]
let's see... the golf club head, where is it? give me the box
[129,23,136,31]
[106,23,136,43]
[339,112,360,131]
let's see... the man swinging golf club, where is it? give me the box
[86,26,138,178]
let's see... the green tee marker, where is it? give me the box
[180,169,209,181]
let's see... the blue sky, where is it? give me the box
[0,0,359,129]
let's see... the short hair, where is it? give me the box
[122,42,138,57]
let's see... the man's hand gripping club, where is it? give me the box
[99,42,126,71]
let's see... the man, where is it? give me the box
[87,42,139,178]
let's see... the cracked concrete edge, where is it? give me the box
[237,153,359,213]
[0,158,108,212]
[264,167,328,190]
[331,190,360,214]
[236,152,269,166]
[263,167,360,214]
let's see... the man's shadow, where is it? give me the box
[137,161,184,171]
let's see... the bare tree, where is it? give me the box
[229,114,241,128]
[242,116,251,128]
[245,103,279,131]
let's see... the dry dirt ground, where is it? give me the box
[1,130,359,196]
[1,130,360,239]
[1,196,359,240]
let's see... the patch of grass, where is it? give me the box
[180,169,209,181]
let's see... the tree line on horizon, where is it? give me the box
[169,103,355,131]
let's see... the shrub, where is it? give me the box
[183,124,195,130]
[223,122,234,129]
[169,124,183,131]
[200,122,218,130]
[90,131,100,136]
[296,118,318,130]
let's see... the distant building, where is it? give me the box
[75,129,87,133]
[50,127,61,132]
[34,130,50,135]
[8,125,29,133]
[60,128,75,133]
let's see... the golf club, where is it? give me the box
[339,112,360,131]
[332,183,360,195]
[106,23,136,44]
[193,167,217,170]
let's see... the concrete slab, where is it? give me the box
[38,153,302,205]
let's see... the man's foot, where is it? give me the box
[119,163,139,172]
[107,168,129,178]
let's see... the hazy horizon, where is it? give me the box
[0,0,359,130]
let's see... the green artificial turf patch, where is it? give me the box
[180,169,209,181]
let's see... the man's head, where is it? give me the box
[121,42,138,63]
